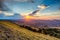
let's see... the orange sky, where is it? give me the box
[23,15,60,20]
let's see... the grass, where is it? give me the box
[16,24,60,39]
[0,20,60,40]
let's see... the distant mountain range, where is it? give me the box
[13,19,60,27]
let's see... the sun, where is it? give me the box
[24,15,37,22]
[25,15,32,19]
[24,15,33,22]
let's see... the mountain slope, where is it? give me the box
[0,21,60,40]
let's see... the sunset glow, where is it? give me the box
[25,16,31,19]
[0,0,60,20]
[24,15,32,21]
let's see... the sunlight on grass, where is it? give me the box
[0,21,60,40]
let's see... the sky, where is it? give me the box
[0,0,60,20]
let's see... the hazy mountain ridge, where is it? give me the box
[14,19,60,27]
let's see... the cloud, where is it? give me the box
[14,0,28,2]
[5,0,34,2]
[37,5,49,9]
[28,4,49,16]
[4,12,14,16]
[29,10,39,16]
[0,11,2,14]
[58,6,60,10]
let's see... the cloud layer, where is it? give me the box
[28,4,49,16]
[0,11,23,20]
[5,0,34,2]
[4,12,14,16]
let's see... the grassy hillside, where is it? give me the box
[0,21,60,40]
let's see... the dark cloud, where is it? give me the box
[29,10,39,16]
[59,6,60,10]
[0,0,12,11]
[29,4,49,16]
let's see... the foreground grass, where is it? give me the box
[0,21,60,40]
